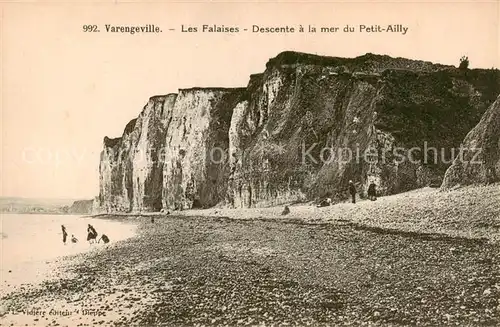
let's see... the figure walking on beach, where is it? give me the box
[61,225,68,245]
[349,180,357,204]
[87,224,98,244]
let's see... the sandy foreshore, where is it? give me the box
[1,184,499,326]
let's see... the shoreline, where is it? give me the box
[93,184,500,244]
[1,184,498,326]
[0,215,139,298]
[2,209,499,326]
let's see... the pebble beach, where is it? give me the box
[1,184,499,326]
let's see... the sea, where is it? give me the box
[0,214,137,294]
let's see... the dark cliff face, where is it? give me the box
[441,95,500,188]
[228,54,500,206]
[97,51,500,212]
[311,68,500,200]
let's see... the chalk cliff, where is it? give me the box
[99,95,177,212]
[441,95,500,188]
[162,88,245,210]
[97,51,500,212]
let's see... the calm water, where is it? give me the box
[0,214,137,267]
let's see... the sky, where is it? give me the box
[1,1,499,199]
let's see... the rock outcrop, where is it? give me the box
[68,199,93,214]
[441,95,500,188]
[97,51,500,212]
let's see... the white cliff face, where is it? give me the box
[98,145,114,212]
[98,95,177,213]
[113,121,140,212]
[131,105,153,212]
[98,89,242,213]
[131,95,176,212]
[100,125,137,212]
[162,89,213,209]
[162,88,244,210]
[228,101,248,166]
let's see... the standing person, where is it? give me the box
[61,225,68,245]
[348,180,357,204]
[367,182,377,201]
[87,224,98,244]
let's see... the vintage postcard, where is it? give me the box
[1,1,499,326]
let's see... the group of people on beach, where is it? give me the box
[60,224,110,245]
[316,180,378,208]
[349,180,378,203]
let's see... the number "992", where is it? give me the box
[83,25,99,32]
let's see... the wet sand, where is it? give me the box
[1,213,499,326]
[0,214,138,298]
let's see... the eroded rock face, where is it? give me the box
[98,119,138,212]
[441,95,500,189]
[98,95,176,212]
[227,53,500,206]
[132,95,177,212]
[162,88,245,210]
[97,51,500,211]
